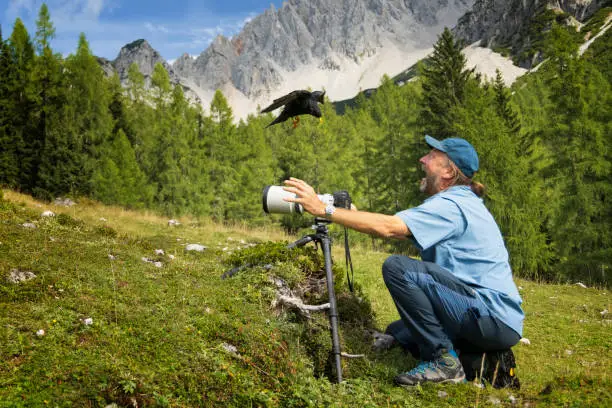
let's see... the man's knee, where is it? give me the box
[382,255,423,286]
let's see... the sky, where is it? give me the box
[1,0,283,61]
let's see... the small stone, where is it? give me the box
[488,397,501,405]
[185,244,207,252]
[508,395,518,405]
[222,342,238,354]
[565,349,573,356]
[168,219,181,226]
[575,282,587,288]
[601,309,608,318]
[155,249,165,255]
[205,307,212,314]
[36,329,45,337]
[437,391,448,398]
[240,239,246,244]
[520,337,531,346]
[222,247,228,251]
[518,286,524,290]
[22,222,37,229]
[108,254,116,260]
[168,254,175,260]
[49,237,56,242]
[153,262,163,268]
[83,318,93,326]
[41,210,55,217]
[99,217,107,222]
[7,269,37,284]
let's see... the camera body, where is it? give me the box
[262,185,351,215]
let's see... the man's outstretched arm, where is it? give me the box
[283,177,411,240]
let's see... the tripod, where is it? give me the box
[287,217,343,383]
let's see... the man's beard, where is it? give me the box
[419,173,440,196]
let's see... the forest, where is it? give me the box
[1,5,610,285]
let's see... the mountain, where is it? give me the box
[106,0,475,118]
[453,0,608,67]
[102,0,607,119]
[100,39,203,104]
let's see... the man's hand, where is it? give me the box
[282,177,326,217]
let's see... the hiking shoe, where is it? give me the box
[394,350,466,386]
[459,348,520,389]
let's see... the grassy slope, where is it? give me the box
[1,190,610,407]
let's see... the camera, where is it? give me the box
[262,185,351,215]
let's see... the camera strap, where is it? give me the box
[344,227,354,292]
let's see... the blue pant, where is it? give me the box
[382,255,520,361]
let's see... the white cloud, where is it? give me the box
[2,1,271,60]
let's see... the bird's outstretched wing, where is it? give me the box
[260,90,310,113]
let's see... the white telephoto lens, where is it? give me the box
[263,186,303,214]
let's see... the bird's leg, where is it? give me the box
[292,116,300,128]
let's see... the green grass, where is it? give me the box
[1,190,610,407]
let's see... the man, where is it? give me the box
[283,135,524,386]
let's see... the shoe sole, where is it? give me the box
[396,375,466,387]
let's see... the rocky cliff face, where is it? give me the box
[173,0,475,105]
[452,0,606,67]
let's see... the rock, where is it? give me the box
[83,318,93,326]
[372,331,397,351]
[508,395,518,405]
[565,349,573,356]
[99,217,107,222]
[54,197,76,207]
[185,244,207,252]
[519,337,531,346]
[155,249,165,255]
[488,397,501,405]
[41,210,55,217]
[601,309,608,318]
[153,262,163,268]
[168,219,181,226]
[168,254,175,260]
[576,282,587,288]
[437,391,448,398]
[36,329,45,337]
[221,342,238,355]
[7,269,37,284]
[108,254,116,260]
[22,222,37,229]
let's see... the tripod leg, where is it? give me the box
[321,235,343,383]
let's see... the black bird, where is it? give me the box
[261,90,325,128]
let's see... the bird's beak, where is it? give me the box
[320,91,326,104]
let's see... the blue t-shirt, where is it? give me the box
[395,186,524,336]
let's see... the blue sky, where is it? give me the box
[1,0,283,60]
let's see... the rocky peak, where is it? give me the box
[453,0,606,67]
[174,0,475,100]
[113,39,179,85]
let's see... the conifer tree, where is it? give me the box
[64,33,114,194]
[419,27,474,137]
[207,89,239,220]
[543,23,612,283]
[29,6,70,199]
[0,25,20,187]
[125,62,154,170]
[3,19,36,190]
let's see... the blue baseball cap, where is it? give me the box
[425,135,479,178]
